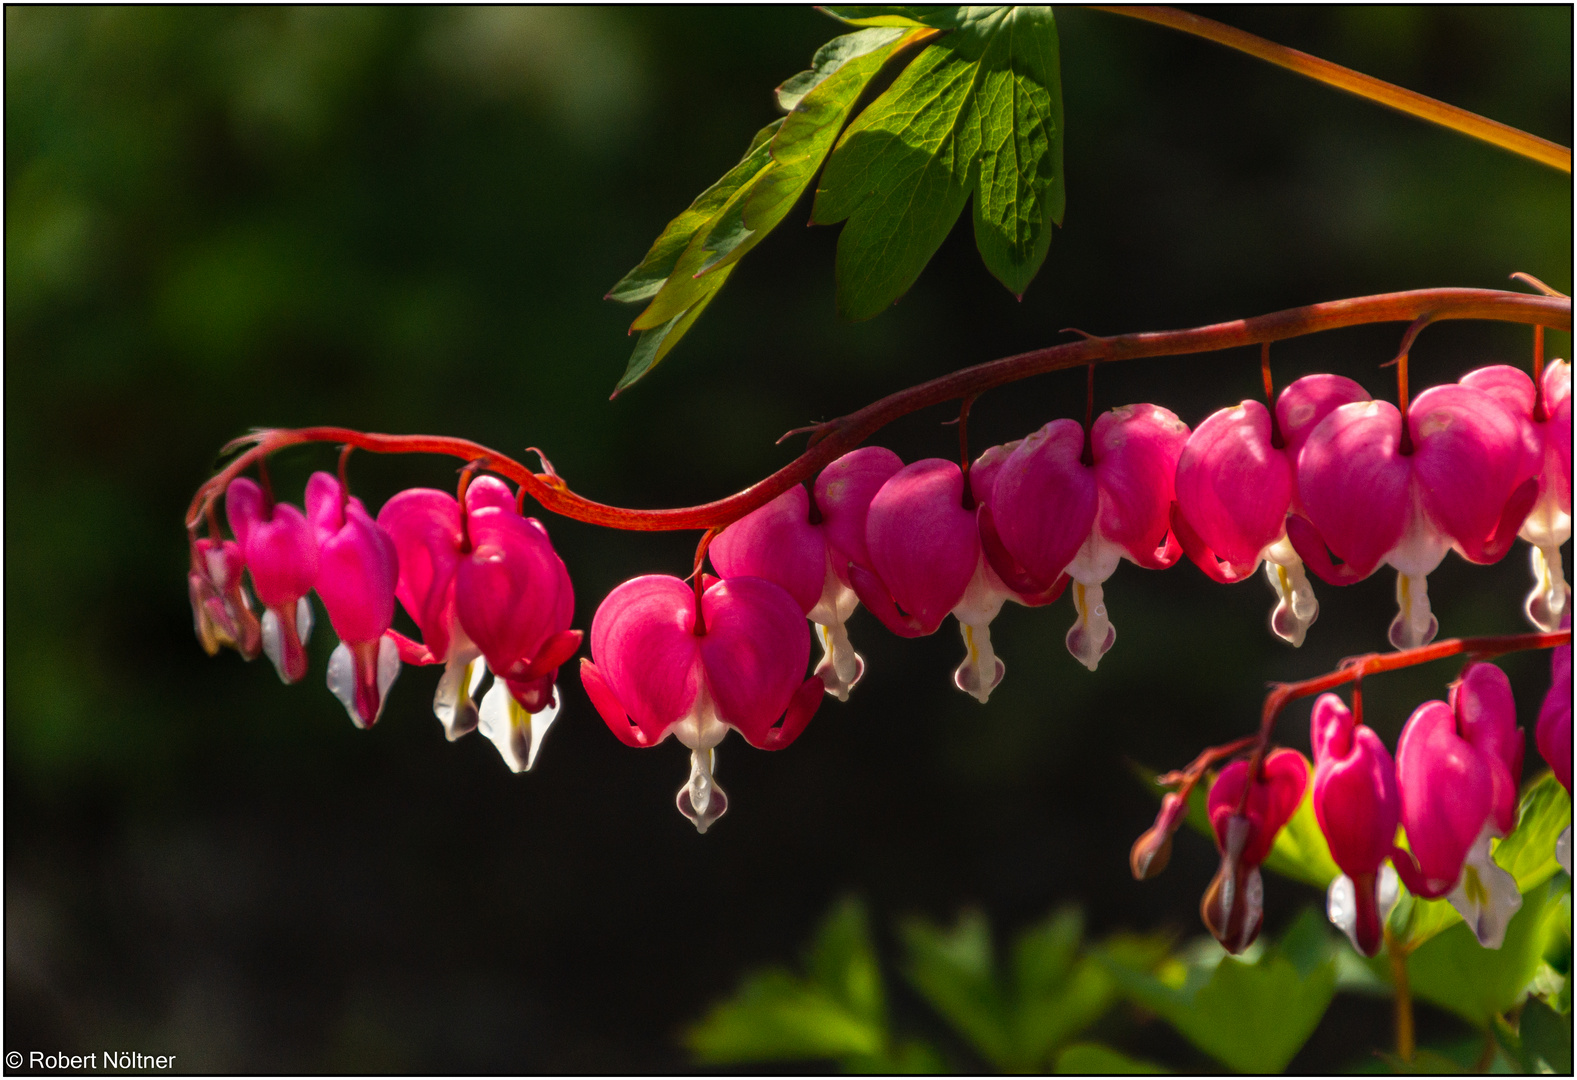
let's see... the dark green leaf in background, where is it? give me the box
[812,6,1063,318]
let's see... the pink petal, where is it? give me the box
[1296,401,1410,580]
[1090,404,1189,562]
[1276,374,1371,459]
[377,488,462,660]
[1450,662,1523,835]
[1409,384,1530,561]
[816,446,904,582]
[1396,699,1495,888]
[710,486,826,614]
[1175,401,1292,569]
[698,576,811,742]
[864,459,980,635]
[588,575,702,744]
[992,420,1098,585]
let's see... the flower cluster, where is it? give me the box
[188,360,1570,844]
[1136,635,1571,960]
[190,468,578,771]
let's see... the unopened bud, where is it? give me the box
[1130,792,1188,880]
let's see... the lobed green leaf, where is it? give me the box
[813,6,1063,318]
[1055,1042,1171,1074]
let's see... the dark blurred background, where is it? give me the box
[5,6,1571,1072]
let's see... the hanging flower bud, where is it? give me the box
[849,459,980,640]
[1309,693,1399,956]
[305,471,401,728]
[579,574,823,833]
[711,446,902,700]
[1202,749,1309,953]
[1393,664,1524,947]
[1130,791,1189,881]
[188,534,262,661]
[1291,384,1538,649]
[226,477,316,683]
[451,485,580,770]
[1536,621,1572,872]
[991,406,1187,671]
[1460,362,1573,631]
[1173,376,1367,646]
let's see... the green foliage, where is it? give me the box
[1387,771,1573,951]
[608,5,1064,388]
[685,897,946,1072]
[813,6,1063,317]
[899,907,1146,1071]
[1403,880,1560,1028]
[1102,907,1340,1073]
[1054,1042,1171,1074]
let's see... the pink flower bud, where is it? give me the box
[579,574,823,832]
[1291,384,1539,649]
[305,472,401,728]
[188,535,262,661]
[1202,749,1308,953]
[226,477,318,682]
[1309,693,1398,955]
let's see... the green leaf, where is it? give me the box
[807,896,886,1026]
[812,6,1063,318]
[613,267,733,396]
[610,23,918,390]
[1490,770,1573,891]
[900,909,1016,1069]
[606,121,780,305]
[1404,880,1555,1027]
[1102,919,1339,1073]
[685,968,887,1064]
[1055,1043,1171,1074]
[685,897,895,1067]
[1518,997,1573,1073]
[697,28,911,277]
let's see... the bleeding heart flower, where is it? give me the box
[305,471,401,728]
[226,477,318,682]
[1393,663,1524,947]
[1309,693,1399,955]
[379,474,574,753]
[451,486,580,770]
[951,441,1069,703]
[579,574,823,832]
[989,405,1187,671]
[1290,384,1539,649]
[188,534,262,661]
[710,446,902,700]
[1173,376,1368,646]
[1461,361,1573,631]
[1202,749,1309,953]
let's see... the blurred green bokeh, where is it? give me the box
[5,6,1570,1071]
